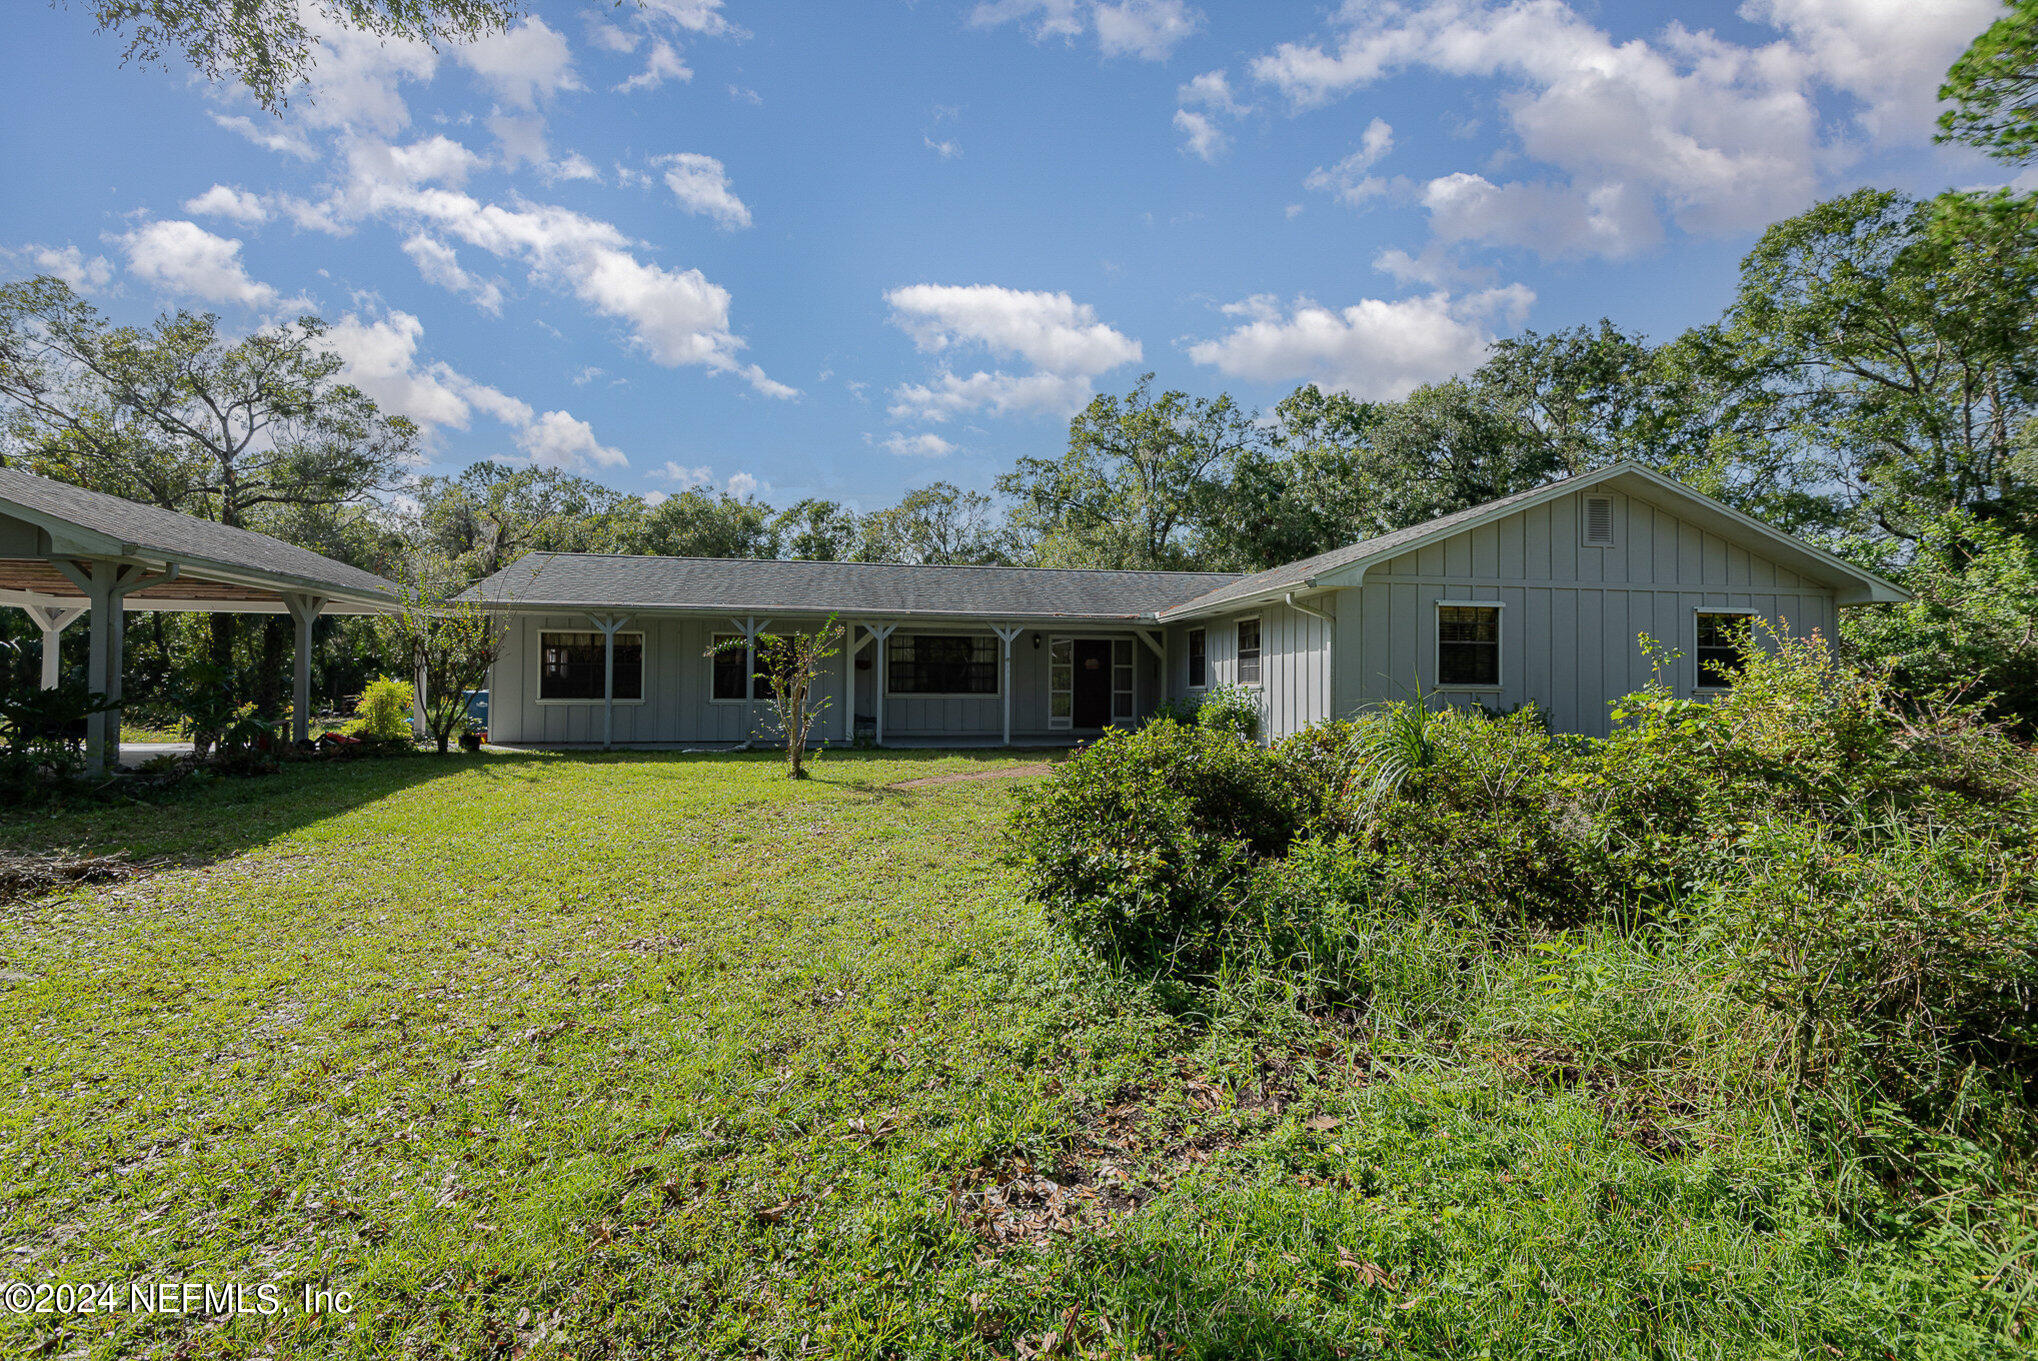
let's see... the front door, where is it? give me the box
[1073,639,1113,727]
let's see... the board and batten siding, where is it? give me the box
[489,613,853,745]
[1331,487,1841,737]
[1165,597,1333,742]
[490,616,1160,744]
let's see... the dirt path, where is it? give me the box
[891,762,1055,788]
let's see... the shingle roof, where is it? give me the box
[462,552,1240,620]
[0,467,397,603]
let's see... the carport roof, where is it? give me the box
[0,467,396,611]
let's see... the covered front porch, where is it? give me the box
[0,469,398,773]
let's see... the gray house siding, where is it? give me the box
[1164,597,1334,742]
[1332,487,1842,737]
[490,615,1161,744]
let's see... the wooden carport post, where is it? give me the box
[991,624,1024,747]
[50,560,174,775]
[866,622,898,746]
[282,593,328,746]
[24,602,84,689]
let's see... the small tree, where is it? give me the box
[708,616,844,778]
[375,559,503,755]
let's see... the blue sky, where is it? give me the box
[0,0,2017,511]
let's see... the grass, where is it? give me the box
[0,751,2027,1358]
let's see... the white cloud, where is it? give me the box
[1246,0,1852,256]
[925,135,962,158]
[1420,172,1662,258]
[972,0,1198,61]
[323,309,625,472]
[184,184,270,225]
[210,113,317,160]
[401,234,504,313]
[616,39,692,93]
[1093,0,1200,60]
[1174,109,1226,162]
[1187,285,1535,400]
[883,432,958,458]
[658,153,752,230]
[516,409,626,469]
[887,370,1097,423]
[347,134,483,190]
[292,14,438,135]
[639,0,738,36]
[656,461,714,487]
[1304,117,1393,203]
[21,245,113,291]
[457,17,581,108]
[1743,0,1998,139]
[118,220,285,309]
[886,283,1141,376]
[885,283,1139,422]
[587,19,640,54]
[725,471,761,498]
[484,115,601,183]
[1179,69,1248,115]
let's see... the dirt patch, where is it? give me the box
[0,851,150,905]
[892,763,1055,788]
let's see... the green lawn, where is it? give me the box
[0,752,2023,1359]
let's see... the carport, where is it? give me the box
[0,468,397,773]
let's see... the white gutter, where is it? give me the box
[1283,590,1333,624]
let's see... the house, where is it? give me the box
[462,462,1907,748]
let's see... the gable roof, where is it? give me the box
[0,467,397,608]
[1158,461,1908,618]
[461,552,1239,621]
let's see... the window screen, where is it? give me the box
[1695,612,1756,688]
[540,631,642,701]
[1187,628,1206,688]
[1236,619,1261,685]
[1436,606,1500,687]
[888,634,998,695]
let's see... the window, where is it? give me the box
[1236,618,1261,686]
[1695,611,1757,689]
[887,633,998,696]
[1048,637,1073,726]
[540,630,642,701]
[711,633,755,702]
[1186,628,1207,688]
[1436,605,1500,688]
[1583,494,1615,547]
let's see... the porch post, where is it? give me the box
[868,623,898,746]
[283,593,328,745]
[841,622,857,743]
[52,560,172,775]
[24,602,85,690]
[589,614,631,749]
[992,624,1024,748]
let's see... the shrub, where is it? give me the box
[1147,696,1202,727]
[346,678,415,742]
[1272,718,1357,824]
[1197,682,1262,741]
[1006,722,1313,973]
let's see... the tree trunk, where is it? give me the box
[208,612,236,675]
[254,616,288,718]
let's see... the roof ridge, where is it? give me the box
[518,550,1240,579]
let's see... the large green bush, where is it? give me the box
[1005,722,1313,972]
[345,677,415,742]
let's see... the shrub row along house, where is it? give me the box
[462,462,1907,747]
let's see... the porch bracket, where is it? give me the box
[991,624,1025,748]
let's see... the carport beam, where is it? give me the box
[24,603,84,690]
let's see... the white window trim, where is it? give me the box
[1692,606,1761,694]
[1433,600,1505,693]
[1185,626,1208,691]
[706,632,762,705]
[1581,493,1617,549]
[883,630,1003,701]
[536,629,648,705]
[1234,616,1263,689]
[1047,633,1137,729]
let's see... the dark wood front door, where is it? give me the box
[1073,639,1113,727]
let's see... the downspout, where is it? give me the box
[1283,591,1332,625]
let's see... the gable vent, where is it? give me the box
[1583,494,1615,547]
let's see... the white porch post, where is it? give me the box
[841,622,858,742]
[868,623,898,746]
[728,615,771,743]
[992,624,1024,747]
[587,614,631,749]
[283,593,328,746]
[24,602,85,690]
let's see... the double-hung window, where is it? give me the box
[1186,628,1207,688]
[539,630,643,701]
[1695,611,1757,689]
[1436,605,1501,688]
[710,633,756,702]
[1235,619,1261,686]
[887,634,998,696]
